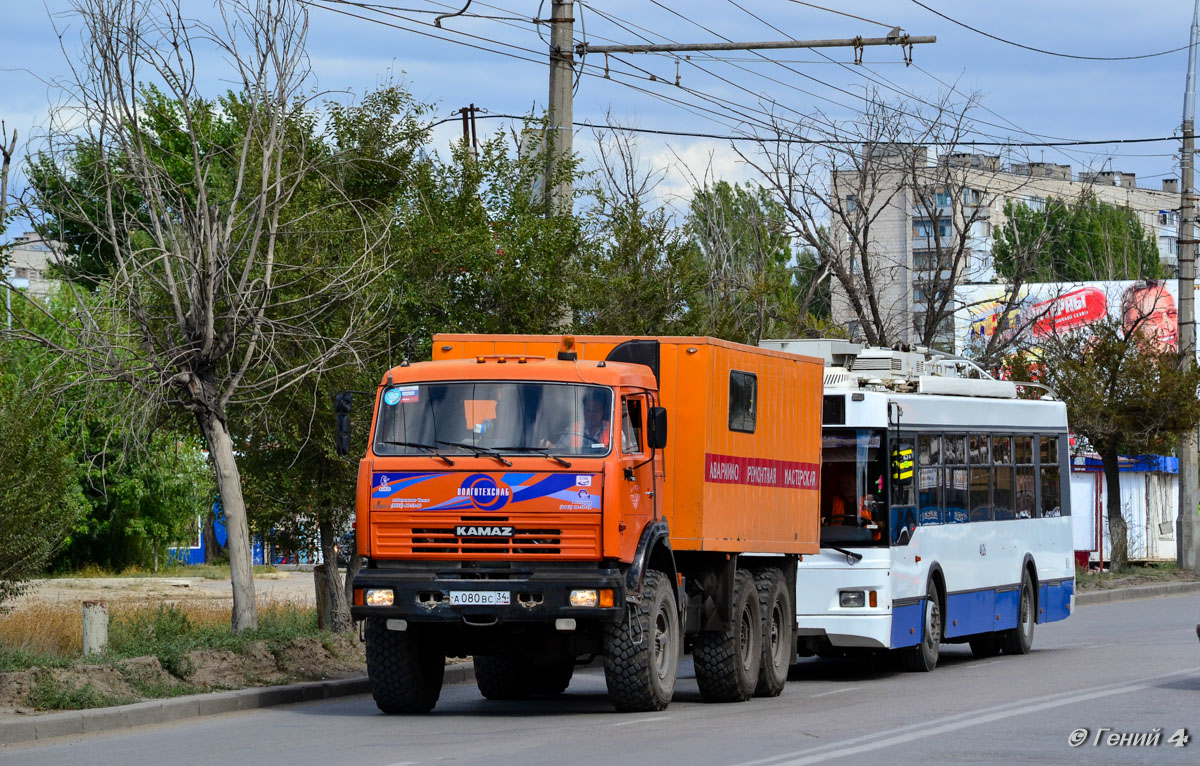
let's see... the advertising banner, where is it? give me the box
[954,280,1197,359]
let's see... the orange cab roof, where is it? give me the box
[380,357,657,390]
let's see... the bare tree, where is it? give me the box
[739,92,1049,355]
[0,121,14,234]
[13,0,390,631]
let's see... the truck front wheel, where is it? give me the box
[364,618,445,714]
[602,569,680,712]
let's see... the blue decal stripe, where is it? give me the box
[512,473,579,503]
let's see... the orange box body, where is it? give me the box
[426,335,823,556]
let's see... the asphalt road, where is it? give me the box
[5,594,1199,766]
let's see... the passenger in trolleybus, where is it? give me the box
[819,430,887,545]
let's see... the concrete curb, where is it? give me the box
[1075,580,1200,605]
[0,663,475,747]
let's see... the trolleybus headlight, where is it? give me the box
[366,589,395,607]
[839,590,866,608]
[570,589,599,607]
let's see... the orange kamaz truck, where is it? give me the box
[343,335,822,713]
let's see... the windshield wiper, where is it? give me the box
[492,446,572,468]
[436,440,513,467]
[381,440,455,466]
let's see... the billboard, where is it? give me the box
[954,280,1197,359]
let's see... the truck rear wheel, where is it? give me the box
[753,568,792,698]
[693,568,762,702]
[602,569,679,712]
[532,658,575,695]
[474,655,532,700]
[364,618,445,714]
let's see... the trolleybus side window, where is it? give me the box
[944,435,968,523]
[918,434,942,525]
[969,434,992,522]
[992,436,1015,521]
[1039,435,1064,517]
[1015,436,1036,518]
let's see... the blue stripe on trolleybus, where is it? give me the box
[891,600,925,648]
[890,579,1073,648]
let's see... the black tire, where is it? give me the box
[901,582,941,672]
[364,618,445,714]
[693,568,762,702]
[968,634,1001,658]
[531,658,574,695]
[753,568,792,698]
[474,655,532,700]
[1001,572,1036,655]
[602,569,680,712]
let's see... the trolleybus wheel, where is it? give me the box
[1001,572,1036,655]
[901,582,941,672]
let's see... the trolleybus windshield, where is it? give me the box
[820,429,888,547]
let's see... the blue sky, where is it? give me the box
[1,0,1196,223]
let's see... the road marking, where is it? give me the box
[732,666,1200,766]
[612,716,671,727]
[969,659,1004,668]
[809,687,858,698]
[1078,642,1116,649]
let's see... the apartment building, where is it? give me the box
[4,231,58,299]
[829,150,1180,348]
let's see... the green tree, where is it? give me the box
[0,360,87,608]
[574,176,704,335]
[687,181,804,344]
[56,424,210,572]
[994,192,1163,283]
[1032,319,1200,571]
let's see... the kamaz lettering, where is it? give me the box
[455,525,514,537]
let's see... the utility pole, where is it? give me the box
[546,0,574,216]
[1180,0,1200,573]
[544,7,934,217]
[455,104,483,159]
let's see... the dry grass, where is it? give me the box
[0,598,313,661]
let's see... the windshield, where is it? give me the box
[820,429,888,547]
[373,382,614,457]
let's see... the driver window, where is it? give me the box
[621,397,644,455]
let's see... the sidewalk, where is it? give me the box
[4,580,1199,747]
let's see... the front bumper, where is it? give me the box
[351,565,626,624]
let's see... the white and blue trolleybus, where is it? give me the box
[761,340,1074,670]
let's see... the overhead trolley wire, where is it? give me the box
[909,0,1190,61]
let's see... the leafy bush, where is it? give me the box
[0,373,88,609]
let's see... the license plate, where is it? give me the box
[449,590,510,606]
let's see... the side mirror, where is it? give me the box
[648,406,668,450]
[334,391,353,456]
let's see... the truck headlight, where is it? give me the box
[366,589,395,607]
[839,590,866,608]
[570,589,598,607]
